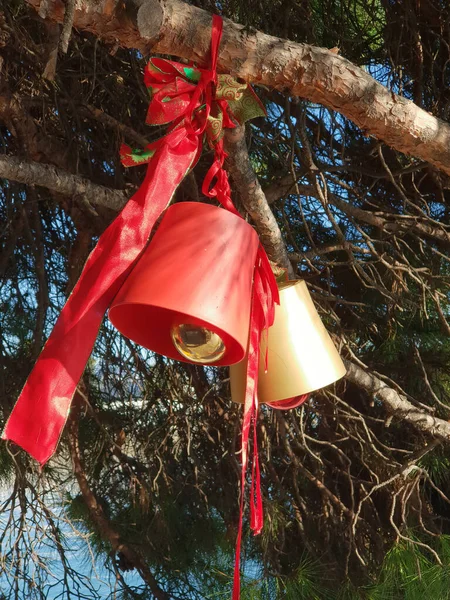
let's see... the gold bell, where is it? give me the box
[230,280,346,404]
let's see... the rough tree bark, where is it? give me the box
[0,155,127,211]
[345,362,450,443]
[25,0,450,177]
[223,125,295,276]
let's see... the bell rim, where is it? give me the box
[109,301,247,367]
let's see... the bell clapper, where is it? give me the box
[171,323,225,364]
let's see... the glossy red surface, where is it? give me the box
[109,202,259,366]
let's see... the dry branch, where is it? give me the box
[59,0,76,53]
[79,104,150,148]
[329,193,450,246]
[223,125,294,275]
[264,177,314,205]
[345,361,450,443]
[0,154,127,211]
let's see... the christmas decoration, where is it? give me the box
[2,15,271,466]
[2,17,279,600]
[230,280,346,405]
[109,202,259,366]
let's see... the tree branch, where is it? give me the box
[264,177,314,205]
[79,104,150,148]
[261,169,450,246]
[223,125,294,275]
[59,0,76,53]
[25,0,450,176]
[328,192,450,246]
[289,243,371,263]
[1,140,297,275]
[345,361,450,443]
[0,154,127,212]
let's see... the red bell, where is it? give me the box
[109,202,259,366]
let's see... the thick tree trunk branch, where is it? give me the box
[25,0,450,176]
[0,154,127,211]
[223,125,295,275]
[345,361,450,443]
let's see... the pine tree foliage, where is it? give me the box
[1,0,450,598]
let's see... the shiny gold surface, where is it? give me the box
[171,324,226,364]
[230,280,346,404]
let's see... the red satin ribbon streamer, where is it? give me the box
[2,133,199,465]
[2,16,226,465]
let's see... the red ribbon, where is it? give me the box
[2,14,230,464]
[2,132,199,465]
